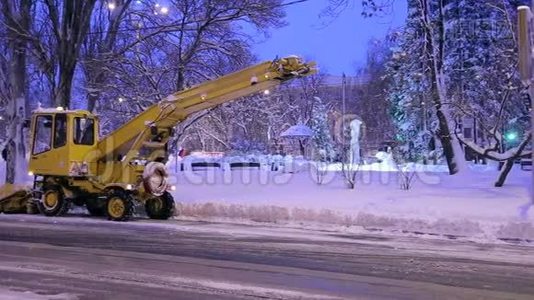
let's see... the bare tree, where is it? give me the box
[82,0,133,112]
[455,92,532,186]
[37,0,98,108]
[414,0,463,175]
[448,1,531,187]
[87,0,287,135]
[356,38,395,150]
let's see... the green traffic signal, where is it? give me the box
[505,131,518,141]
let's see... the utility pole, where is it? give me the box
[518,3,534,201]
[342,73,347,161]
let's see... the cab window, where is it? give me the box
[32,115,53,155]
[73,117,95,145]
[53,114,67,148]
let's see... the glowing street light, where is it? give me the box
[107,2,116,10]
[118,97,125,103]
[160,6,169,14]
[505,131,518,142]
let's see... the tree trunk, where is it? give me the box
[494,159,514,187]
[54,59,76,108]
[433,91,458,175]
[86,71,105,112]
[87,91,98,112]
[44,0,97,109]
[5,98,27,184]
[176,67,185,92]
[5,59,28,185]
[2,0,30,184]
[494,132,532,187]
[421,0,459,175]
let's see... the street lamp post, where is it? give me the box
[517,3,534,200]
[342,73,347,161]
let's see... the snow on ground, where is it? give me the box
[2,154,532,243]
[168,160,533,242]
[0,287,74,300]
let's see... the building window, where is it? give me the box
[463,127,473,139]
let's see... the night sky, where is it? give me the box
[251,0,408,75]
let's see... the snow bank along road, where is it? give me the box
[171,167,533,242]
[0,215,533,300]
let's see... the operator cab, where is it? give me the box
[29,108,98,177]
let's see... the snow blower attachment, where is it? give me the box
[0,56,316,221]
[0,184,32,214]
[143,162,169,197]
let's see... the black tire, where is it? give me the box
[106,190,134,221]
[85,198,106,217]
[38,186,70,217]
[145,192,175,220]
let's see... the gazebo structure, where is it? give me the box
[280,124,314,157]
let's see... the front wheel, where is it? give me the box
[145,192,175,220]
[38,186,70,217]
[106,190,134,221]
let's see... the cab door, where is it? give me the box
[51,113,69,174]
[29,113,69,176]
[29,114,54,174]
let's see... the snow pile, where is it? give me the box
[0,288,74,300]
[170,164,533,242]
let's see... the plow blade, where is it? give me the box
[0,184,32,214]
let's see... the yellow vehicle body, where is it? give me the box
[29,110,98,177]
[1,56,316,221]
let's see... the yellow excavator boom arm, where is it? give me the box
[96,56,316,162]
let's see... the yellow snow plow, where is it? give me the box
[0,56,316,221]
[0,184,32,214]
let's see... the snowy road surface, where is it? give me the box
[0,215,533,299]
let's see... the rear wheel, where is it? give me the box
[38,186,70,217]
[145,192,175,220]
[106,190,134,221]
